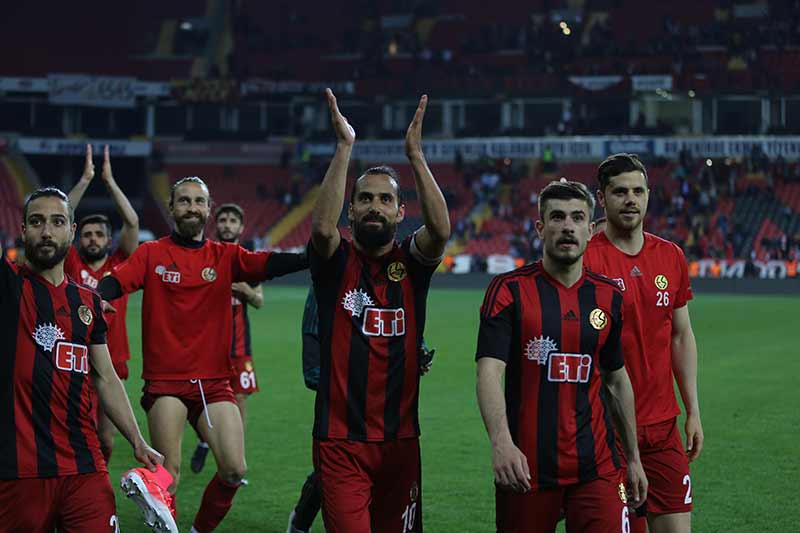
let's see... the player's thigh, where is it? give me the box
[371,439,423,533]
[496,486,562,533]
[147,396,189,483]
[235,393,248,424]
[565,472,628,533]
[0,478,57,532]
[313,439,372,533]
[648,512,691,533]
[641,420,693,516]
[197,400,246,475]
[57,472,119,533]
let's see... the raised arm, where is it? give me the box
[602,367,648,507]
[67,144,95,208]
[311,89,355,260]
[477,357,531,493]
[100,145,139,257]
[89,343,162,470]
[405,95,451,259]
[671,304,703,462]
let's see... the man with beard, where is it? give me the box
[476,179,647,533]
[98,178,307,532]
[66,144,139,464]
[0,187,162,531]
[190,203,263,483]
[307,88,450,533]
[584,154,703,533]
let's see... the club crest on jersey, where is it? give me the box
[32,323,66,352]
[77,305,93,326]
[613,278,626,291]
[155,265,181,284]
[655,274,669,290]
[387,261,407,282]
[342,289,374,317]
[525,336,557,365]
[201,267,217,282]
[589,308,608,330]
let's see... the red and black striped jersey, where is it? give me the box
[230,288,253,358]
[0,257,108,479]
[309,234,439,442]
[64,246,131,365]
[477,261,624,490]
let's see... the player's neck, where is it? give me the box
[172,229,205,245]
[25,260,66,286]
[605,224,645,255]
[542,255,583,288]
[86,255,109,271]
[353,239,393,258]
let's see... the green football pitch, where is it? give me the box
[108,287,798,532]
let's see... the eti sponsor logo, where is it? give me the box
[80,269,99,288]
[524,335,593,383]
[155,265,181,284]
[32,323,88,375]
[362,307,405,337]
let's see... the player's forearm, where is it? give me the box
[67,178,92,208]
[408,153,450,244]
[477,363,514,447]
[672,330,700,417]
[106,178,140,231]
[604,369,641,463]
[246,286,264,308]
[312,144,352,242]
[94,372,147,448]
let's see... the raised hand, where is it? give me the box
[326,88,355,146]
[81,144,95,182]
[405,94,428,159]
[101,145,114,184]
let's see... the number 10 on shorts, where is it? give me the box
[401,502,417,532]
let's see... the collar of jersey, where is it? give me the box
[170,231,206,249]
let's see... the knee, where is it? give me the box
[218,464,247,485]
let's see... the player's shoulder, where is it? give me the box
[584,268,623,295]
[486,262,542,292]
[644,232,686,258]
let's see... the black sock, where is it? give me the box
[293,471,322,530]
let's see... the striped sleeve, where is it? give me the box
[476,277,515,362]
[598,289,624,372]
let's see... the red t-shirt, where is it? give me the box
[584,232,693,426]
[0,258,108,479]
[109,234,273,380]
[64,247,130,365]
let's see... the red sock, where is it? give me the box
[192,474,240,532]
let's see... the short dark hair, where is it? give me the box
[169,176,211,207]
[78,214,112,236]
[23,187,73,223]
[538,179,595,218]
[214,203,244,223]
[349,165,403,204]
[597,153,648,191]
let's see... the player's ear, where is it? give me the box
[396,203,405,223]
[535,219,545,239]
[347,203,355,223]
[596,189,606,209]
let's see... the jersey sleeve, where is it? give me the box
[89,292,109,345]
[0,256,20,300]
[673,245,693,308]
[308,234,349,286]
[110,242,149,294]
[598,289,624,372]
[402,234,439,286]
[231,245,271,283]
[476,278,515,362]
